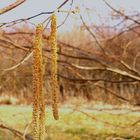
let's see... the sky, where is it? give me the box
[0,0,140,31]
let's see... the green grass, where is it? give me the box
[0,105,140,140]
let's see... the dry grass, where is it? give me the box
[0,104,140,140]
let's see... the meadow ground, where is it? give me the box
[0,103,140,140]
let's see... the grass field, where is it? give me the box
[0,105,140,140]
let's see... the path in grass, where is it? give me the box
[0,105,140,140]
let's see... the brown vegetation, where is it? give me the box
[0,21,140,106]
[0,0,140,139]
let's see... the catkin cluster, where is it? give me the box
[32,13,59,140]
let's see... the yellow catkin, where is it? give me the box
[32,23,45,140]
[39,91,46,140]
[38,27,46,140]
[50,14,59,120]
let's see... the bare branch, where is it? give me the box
[80,14,107,55]
[0,0,72,27]
[0,123,32,140]
[60,63,140,81]
[0,0,26,15]
[103,0,140,25]
[0,51,32,71]
[73,108,126,128]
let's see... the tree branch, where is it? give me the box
[0,0,26,15]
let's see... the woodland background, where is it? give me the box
[0,0,140,140]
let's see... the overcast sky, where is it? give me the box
[0,0,140,31]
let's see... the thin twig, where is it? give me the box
[0,0,26,15]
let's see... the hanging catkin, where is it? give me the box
[32,23,44,140]
[50,14,59,120]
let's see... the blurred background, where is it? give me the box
[0,0,140,105]
[0,0,140,139]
